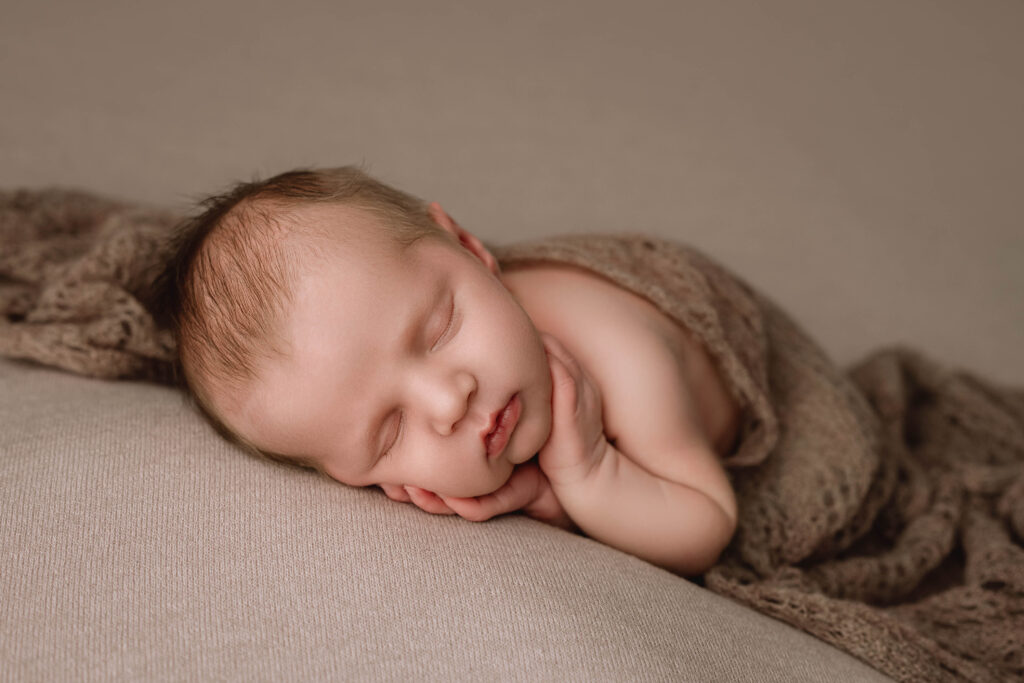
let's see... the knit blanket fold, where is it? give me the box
[0,188,177,382]
[4,188,1023,682]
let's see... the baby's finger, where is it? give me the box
[548,350,581,417]
[380,483,411,503]
[440,495,497,522]
[404,485,457,515]
[542,333,581,381]
[441,473,535,522]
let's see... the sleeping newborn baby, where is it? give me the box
[158,166,740,576]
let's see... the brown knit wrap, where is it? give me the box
[0,188,177,382]
[4,188,1023,682]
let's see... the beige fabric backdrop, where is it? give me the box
[2,0,1022,383]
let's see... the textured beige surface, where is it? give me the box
[1,0,1022,382]
[0,358,890,681]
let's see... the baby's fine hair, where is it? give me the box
[148,165,444,470]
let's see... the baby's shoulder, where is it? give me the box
[502,262,740,457]
[501,262,686,360]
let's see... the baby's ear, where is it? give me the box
[427,202,500,276]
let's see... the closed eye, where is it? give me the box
[381,296,456,461]
[381,412,403,460]
[432,296,458,349]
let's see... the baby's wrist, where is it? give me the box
[543,437,616,492]
[522,484,577,532]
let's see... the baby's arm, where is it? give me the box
[539,335,737,576]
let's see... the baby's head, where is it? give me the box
[155,166,552,497]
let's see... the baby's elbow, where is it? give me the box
[672,540,729,577]
[668,501,737,577]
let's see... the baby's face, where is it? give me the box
[224,203,553,497]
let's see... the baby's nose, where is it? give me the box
[425,370,477,435]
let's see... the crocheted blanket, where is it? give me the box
[3,188,1023,682]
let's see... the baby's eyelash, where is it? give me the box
[433,297,457,348]
[381,413,404,459]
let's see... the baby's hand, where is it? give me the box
[379,483,457,516]
[441,461,575,530]
[379,463,575,531]
[537,333,612,487]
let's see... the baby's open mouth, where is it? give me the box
[485,393,521,458]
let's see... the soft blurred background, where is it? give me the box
[3,0,1022,380]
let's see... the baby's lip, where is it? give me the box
[482,393,520,457]
[482,396,511,441]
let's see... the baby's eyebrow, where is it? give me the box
[358,277,449,462]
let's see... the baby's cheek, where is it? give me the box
[530,387,556,451]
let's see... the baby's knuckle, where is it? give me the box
[462,508,489,522]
